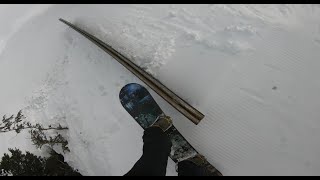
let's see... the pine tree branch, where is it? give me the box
[1,110,70,153]
[0,126,68,133]
[1,110,68,133]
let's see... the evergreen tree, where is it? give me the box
[0,148,82,176]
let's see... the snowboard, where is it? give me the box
[119,83,215,165]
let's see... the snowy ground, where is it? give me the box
[1,4,320,176]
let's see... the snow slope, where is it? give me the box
[1,4,320,175]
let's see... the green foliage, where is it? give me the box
[1,110,68,133]
[0,110,77,176]
[0,148,81,176]
[1,110,69,152]
[0,148,46,176]
[30,129,69,152]
[44,150,81,176]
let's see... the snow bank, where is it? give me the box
[1,4,320,175]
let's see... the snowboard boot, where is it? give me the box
[151,114,173,132]
[180,154,223,176]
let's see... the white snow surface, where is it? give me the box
[1,4,320,176]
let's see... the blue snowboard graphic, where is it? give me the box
[119,83,198,162]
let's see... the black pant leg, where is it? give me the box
[125,127,172,176]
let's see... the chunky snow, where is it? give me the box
[1,4,320,176]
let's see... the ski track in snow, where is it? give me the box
[1,4,320,175]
